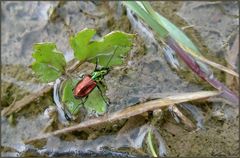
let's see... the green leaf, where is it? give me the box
[32,43,66,82]
[89,46,131,67]
[61,78,107,116]
[70,28,135,66]
[32,62,63,83]
[69,28,96,61]
[61,79,81,115]
[84,84,108,115]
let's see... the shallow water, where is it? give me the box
[1,1,239,157]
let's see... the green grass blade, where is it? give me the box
[122,1,168,38]
[147,129,158,157]
[141,1,201,55]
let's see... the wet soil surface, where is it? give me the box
[1,1,239,157]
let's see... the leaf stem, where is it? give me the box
[147,129,158,157]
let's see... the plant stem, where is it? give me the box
[166,36,239,106]
[147,129,158,157]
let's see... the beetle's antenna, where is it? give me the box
[105,46,118,67]
[94,57,99,71]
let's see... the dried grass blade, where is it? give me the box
[178,42,239,77]
[1,85,52,116]
[25,90,220,144]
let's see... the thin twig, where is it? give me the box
[41,117,55,133]
[1,85,52,116]
[181,25,195,31]
[4,96,17,112]
[25,90,220,144]
[66,60,82,73]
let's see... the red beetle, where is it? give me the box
[73,47,118,100]
[62,47,119,121]
[73,75,97,99]
[73,66,110,100]
[72,47,117,115]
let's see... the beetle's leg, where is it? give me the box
[71,97,86,114]
[83,96,88,104]
[71,104,82,115]
[98,80,106,88]
[96,81,109,104]
[96,84,109,106]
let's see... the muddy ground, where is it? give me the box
[1,1,239,157]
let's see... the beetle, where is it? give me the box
[69,47,118,117]
[73,67,110,99]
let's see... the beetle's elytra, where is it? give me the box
[73,75,97,98]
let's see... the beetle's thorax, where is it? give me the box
[91,67,109,81]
